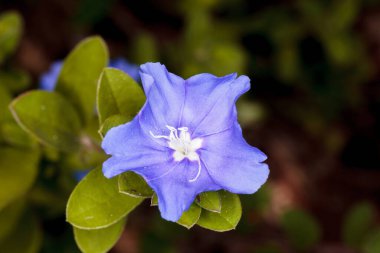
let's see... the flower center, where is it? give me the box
[150,125,203,182]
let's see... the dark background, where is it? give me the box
[1,0,380,252]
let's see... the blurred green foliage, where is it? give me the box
[342,202,376,249]
[0,11,22,64]
[0,0,380,251]
[281,209,321,251]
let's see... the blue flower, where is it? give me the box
[73,170,89,181]
[109,58,140,82]
[102,63,269,222]
[39,58,140,91]
[39,61,63,91]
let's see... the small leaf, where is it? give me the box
[118,171,153,198]
[196,191,242,232]
[151,193,158,206]
[196,191,221,213]
[56,36,108,124]
[281,209,321,251]
[0,147,40,210]
[10,90,82,152]
[0,199,25,241]
[342,202,376,248]
[0,212,42,253]
[74,218,126,253]
[66,167,143,229]
[99,114,130,138]
[177,203,201,229]
[97,67,145,125]
[0,11,22,63]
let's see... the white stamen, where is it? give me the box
[149,131,170,140]
[150,125,203,183]
[188,159,201,182]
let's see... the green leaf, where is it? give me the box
[56,36,108,124]
[97,67,145,125]
[10,90,82,152]
[363,229,380,253]
[0,199,25,241]
[66,167,143,229]
[281,209,321,251]
[196,191,221,213]
[342,202,376,248]
[0,69,31,93]
[0,11,22,63]
[0,147,40,210]
[118,171,153,198]
[0,84,11,123]
[74,218,126,253]
[0,212,42,253]
[196,191,242,232]
[151,193,158,206]
[98,114,130,138]
[0,121,38,148]
[177,203,201,229]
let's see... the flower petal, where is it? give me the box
[139,63,185,130]
[102,117,169,178]
[200,123,269,194]
[147,160,221,222]
[40,61,63,91]
[109,58,140,82]
[181,73,250,137]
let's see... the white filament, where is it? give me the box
[150,125,203,182]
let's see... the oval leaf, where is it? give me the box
[10,90,82,152]
[74,218,126,253]
[66,167,143,229]
[99,114,130,138]
[56,36,108,124]
[196,191,221,213]
[0,11,22,63]
[1,121,38,148]
[97,67,145,124]
[0,147,39,210]
[177,203,201,229]
[196,191,242,232]
[118,171,153,198]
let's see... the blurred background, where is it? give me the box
[1,0,380,252]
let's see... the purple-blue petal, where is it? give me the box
[102,117,170,178]
[39,61,63,91]
[73,170,89,181]
[138,63,185,130]
[109,58,140,82]
[146,159,221,222]
[181,73,250,137]
[199,123,269,194]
